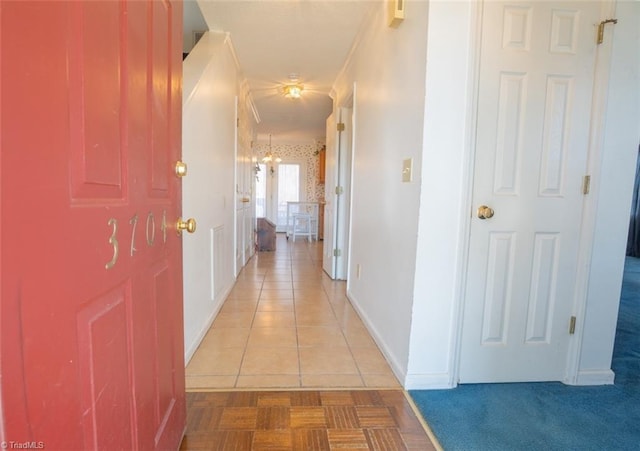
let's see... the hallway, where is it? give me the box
[186,234,400,390]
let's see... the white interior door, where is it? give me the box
[323,113,338,277]
[323,105,353,280]
[256,163,268,218]
[460,0,601,383]
[243,141,254,264]
[335,106,353,280]
[234,97,243,275]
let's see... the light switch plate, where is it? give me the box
[388,0,405,28]
[402,158,413,183]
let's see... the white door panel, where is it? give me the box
[460,0,600,382]
[244,203,254,262]
[323,113,338,278]
[236,205,244,275]
[323,106,354,280]
[335,107,353,280]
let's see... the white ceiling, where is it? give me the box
[195,1,377,142]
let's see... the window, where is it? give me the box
[276,163,301,230]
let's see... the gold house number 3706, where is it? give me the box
[105,210,168,270]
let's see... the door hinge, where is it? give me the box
[597,19,618,45]
[337,122,345,132]
[569,316,577,335]
[333,249,342,257]
[582,175,591,195]
[335,186,344,195]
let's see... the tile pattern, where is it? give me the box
[180,390,437,450]
[186,235,400,389]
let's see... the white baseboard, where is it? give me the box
[346,289,407,386]
[183,284,233,366]
[404,373,457,390]
[572,369,615,386]
[346,290,457,391]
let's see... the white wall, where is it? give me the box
[182,32,240,362]
[407,1,474,389]
[331,2,430,381]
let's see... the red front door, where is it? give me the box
[1,1,186,449]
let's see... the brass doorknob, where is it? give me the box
[176,217,197,234]
[477,205,494,220]
[175,161,188,177]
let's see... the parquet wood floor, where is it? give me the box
[180,390,438,450]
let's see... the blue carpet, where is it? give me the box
[410,257,640,451]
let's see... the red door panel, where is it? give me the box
[151,0,172,196]
[151,262,179,443]
[77,285,135,449]
[1,1,185,449]
[69,1,124,199]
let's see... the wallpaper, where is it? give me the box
[255,141,326,202]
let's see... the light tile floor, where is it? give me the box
[185,234,401,390]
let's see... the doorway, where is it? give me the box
[275,161,306,232]
[255,159,307,232]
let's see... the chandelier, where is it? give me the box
[262,134,281,163]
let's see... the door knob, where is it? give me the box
[176,217,197,234]
[175,161,188,177]
[477,205,494,220]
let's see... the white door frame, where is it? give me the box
[324,86,356,281]
[562,0,619,385]
[273,158,307,232]
[233,96,242,276]
[452,0,616,385]
[335,103,354,280]
[323,113,338,278]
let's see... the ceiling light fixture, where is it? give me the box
[283,84,304,99]
[262,134,282,164]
